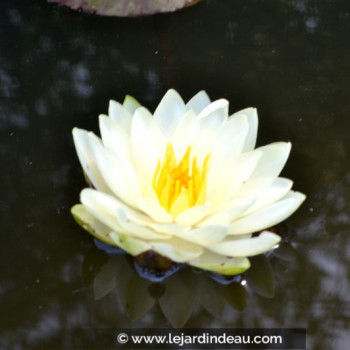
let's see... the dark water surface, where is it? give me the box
[1,0,350,349]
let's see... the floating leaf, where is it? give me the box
[49,0,201,17]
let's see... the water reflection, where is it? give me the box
[83,249,279,328]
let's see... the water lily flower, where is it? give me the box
[71,89,306,275]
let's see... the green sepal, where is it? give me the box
[71,204,115,246]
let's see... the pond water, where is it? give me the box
[1,0,350,349]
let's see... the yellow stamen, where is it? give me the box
[153,143,210,216]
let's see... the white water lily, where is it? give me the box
[71,89,306,275]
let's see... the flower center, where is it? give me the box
[152,143,210,217]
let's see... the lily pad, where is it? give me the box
[49,0,201,17]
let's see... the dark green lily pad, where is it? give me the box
[49,0,201,17]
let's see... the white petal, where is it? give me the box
[80,189,170,240]
[170,109,200,159]
[233,107,258,152]
[147,221,190,236]
[207,150,262,211]
[122,94,141,114]
[131,107,166,197]
[175,204,210,226]
[72,128,111,193]
[88,133,140,207]
[211,114,249,164]
[116,208,171,241]
[80,189,187,239]
[153,89,187,138]
[188,250,250,275]
[198,197,255,226]
[99,114,132,162]
[249,142,291,180]
[179,225,228,245]
[186,90,211,114]
[232,177,274,194]
[237,177,293,215]
[110,232,151,256]
[108,100,133,134]
[191,129,215,165]
[80,192,122,235]
[150,237,203,262]
[229,191,306,235]
[209,231,281,257]
[197,99,228,130]
[137,197,173,224]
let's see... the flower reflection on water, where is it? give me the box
[82,241,296,327]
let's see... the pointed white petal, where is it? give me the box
[188,250,250,275]
[186,90,211,114]
[131,107,166,197]
[198,198,255,226]
[238,177,293,215]
[209,231,281,257]
[147,221,190,236]
[88,133,140,207]
[116,207,171,240]
[150,237,203,263]
[80,190,123,235]
[232,107,258,152]
[249,142,291,180]
[197,99,228,130]
[207,150,262,211]
[233,177,274,194]
[154,89,187,138]
[174,204,210,226]
[81,188,148,225]
[122,94,141,114]
[211,114,249,164]
[99,114,132,162]
[190,129,215,165]
[180,225,228,245]
[108,100,133,134]
[80,189,170,240]
[72,128,111,193]
[170,109,200,159]
[229,191,306,235]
